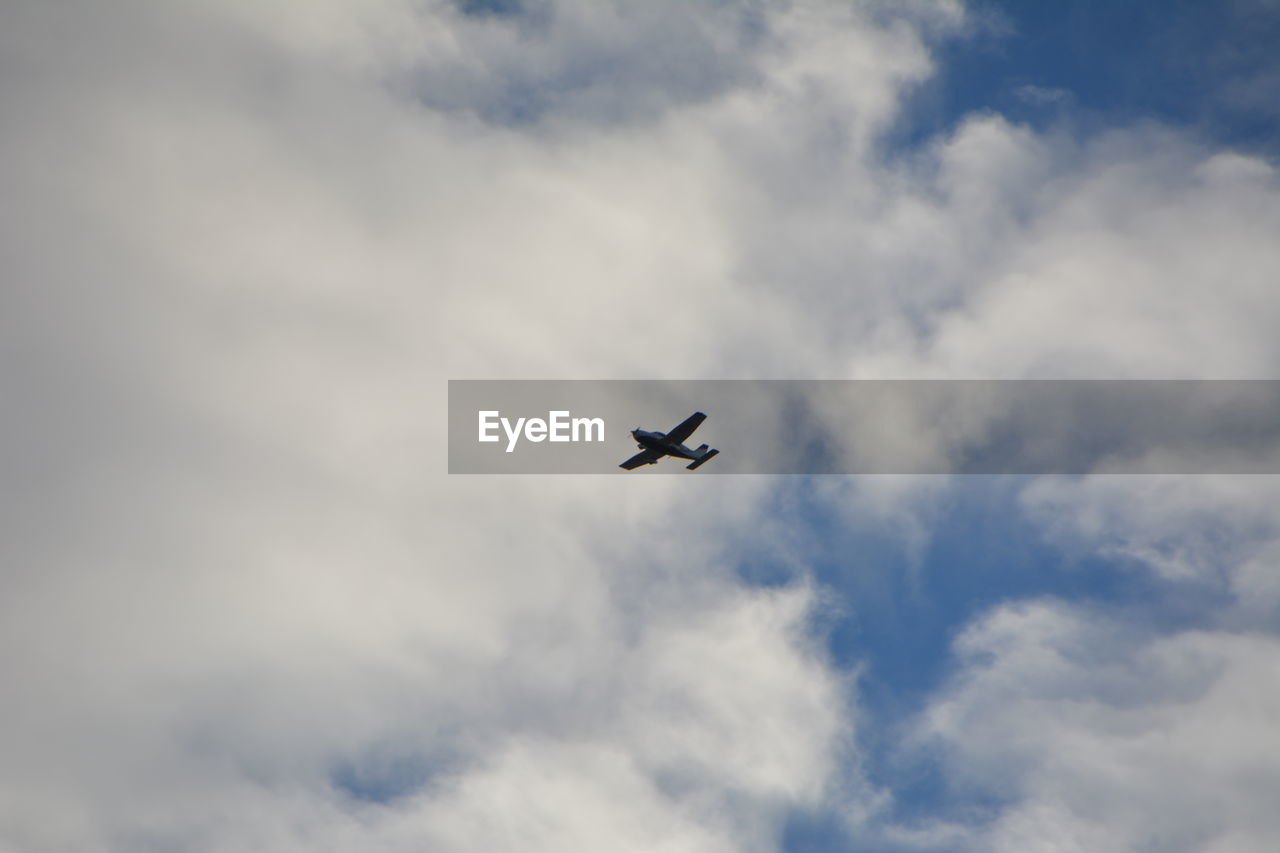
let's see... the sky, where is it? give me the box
[3,1,1280,851]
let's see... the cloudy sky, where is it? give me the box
[4,1,1280,850]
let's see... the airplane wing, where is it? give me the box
[619,449,663,470]
[663,411,707,446]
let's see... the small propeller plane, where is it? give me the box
[619,411,720,470]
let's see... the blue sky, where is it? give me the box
[771,474,1240,849]
[776,5,1280,846]
[899,0,1280,153]
[3,1,1280,851]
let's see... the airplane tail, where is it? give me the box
[686,448,719,470]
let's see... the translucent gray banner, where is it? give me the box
[448,380,1280,474]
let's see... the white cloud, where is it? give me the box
[3,0,904,848]
[4,0,1280,850]
[913,601,1280,853]
[1021,476,1280,617]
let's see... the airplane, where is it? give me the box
[619,411,720,470]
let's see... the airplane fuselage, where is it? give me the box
[631,429,700,460]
